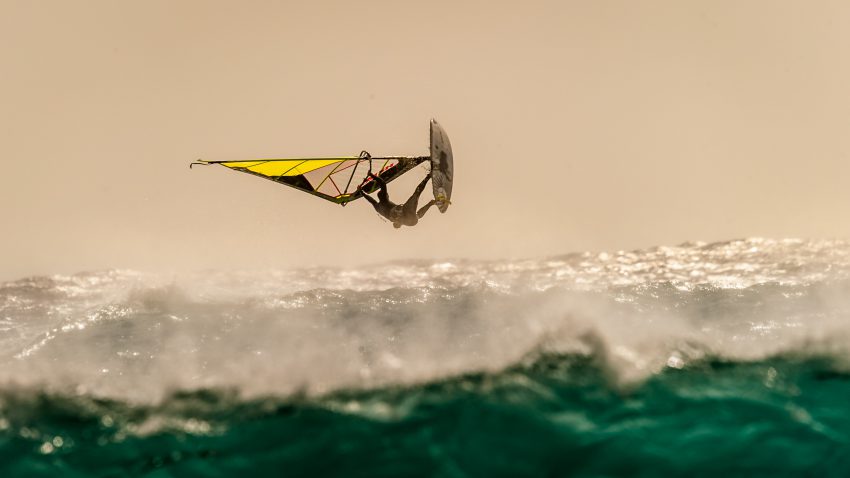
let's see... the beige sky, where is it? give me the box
[2,0,850,280]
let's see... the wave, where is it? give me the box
[2,238,850,406]
[5,239,850,475]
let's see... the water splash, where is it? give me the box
[1,238,850,405]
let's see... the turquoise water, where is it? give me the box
[3,356,850,476]
[3,239,850,476]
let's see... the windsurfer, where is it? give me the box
[360,172,437,228]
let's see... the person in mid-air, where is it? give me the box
[359,172,437,228]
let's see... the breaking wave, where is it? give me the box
[3,238,850,475]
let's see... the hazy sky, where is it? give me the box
[3,1,850,280]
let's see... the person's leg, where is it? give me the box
[413,174,431,196]
[402,175,430,216]
[417,199,437,218]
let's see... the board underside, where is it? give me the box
[429,120,454,213]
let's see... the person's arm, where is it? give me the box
[369,172,388,189]
[368,173,391,203]
[361,191,378,206]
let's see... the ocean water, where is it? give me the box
[3,238,850,476]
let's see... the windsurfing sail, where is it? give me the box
[190,120,450,207]
[191,154,428,205]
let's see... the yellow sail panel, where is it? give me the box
[221,159,348,177]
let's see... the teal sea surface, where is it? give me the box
[2,239,850,477]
